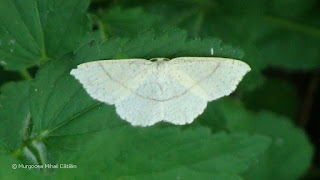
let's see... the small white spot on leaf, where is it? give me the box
[210,48,214,55]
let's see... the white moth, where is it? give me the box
[70,57,250,127]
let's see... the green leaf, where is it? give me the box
[0,81,31,151]
[99,6,161,37]
[198,99,314,179]
[0,154,46,180]
[0,0,95,70]
[197,98,254,133]
[26,53,125,167]
[242,78,299,119]
[205,98,254,133]
[134,168,243,180]
[58,127,270,179]
[29,53,123,140]
[245,112,314,180]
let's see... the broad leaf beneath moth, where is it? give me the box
[70,57,250,126]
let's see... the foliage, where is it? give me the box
[0,0,96,70]
[0,0,318,179]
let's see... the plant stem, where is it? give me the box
[19,69,32,81]
[98,19,107,41]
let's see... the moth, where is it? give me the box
[70,57,250,126]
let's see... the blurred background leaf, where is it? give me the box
[198,98,314,180]
[98,6,161,38]
[245,112,314,180]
